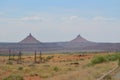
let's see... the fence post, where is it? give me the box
[8,50,11,60]
[34,50,37,63]
[20,51,22,61]
[17,51,22,64]
[39,51,42,63]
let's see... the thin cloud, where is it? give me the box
[62,16,86,22]
[93,16,114,21]
[0,16,45,22]
[69,16,79,20]
[20,16,44,21]
[61,16,114,22]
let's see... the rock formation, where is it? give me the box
[19,33,40,43]
[70,34,90,43]
[0,34,120,53]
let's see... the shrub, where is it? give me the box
[6,61,13,65]
[90,53,120,65]
[106,55,118,61]
[53,66,59,72]
[18,67,23,70]
[91,56,106,64]
[46,56,54,61]
[3,75,24,80]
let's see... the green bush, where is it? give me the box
[18,67,23,70]
[106,55,118,61]
[3,75,24,80]
[45,56,54,61]
[91,56,106,64]
[91,53,120,65]
[53,66,59,72]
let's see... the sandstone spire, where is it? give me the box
[70,34,90,42]
[19,33,40,43]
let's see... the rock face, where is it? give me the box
[20,33,40,43]
[70,34,90,43]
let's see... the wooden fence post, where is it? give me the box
[17,51,22,64]
[20,51,22,61]
[34,51,37,63]
[39,51,42,63]
[8,50,11,60]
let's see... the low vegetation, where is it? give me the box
[0,52,119,80]
[3,75,24,80]
[90,53,120,65]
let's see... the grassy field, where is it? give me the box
[0,52,119,80]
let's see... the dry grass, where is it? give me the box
[0,52,118,80]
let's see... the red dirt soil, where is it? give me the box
[24,76,41,80]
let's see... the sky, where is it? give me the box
[0,0,120,42]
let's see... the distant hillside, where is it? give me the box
[0,34,120,53]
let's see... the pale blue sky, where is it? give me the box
[0,0,120,42]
